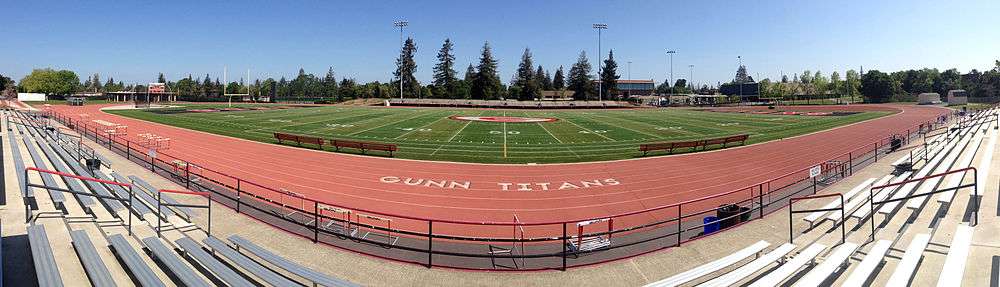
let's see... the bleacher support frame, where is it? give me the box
[154,188,212,238]
[789,193,846,244]
[23,167,135,235]
[865,167,979,241]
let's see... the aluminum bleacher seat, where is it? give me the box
[35,137,96,207]
[140,237,211,287]
[804,177,876,225]
[69,230,117,287]
[46,138,126,212]
[174,237,254,287]
[107,234,165,287]
[228,235,360,287]
[748,243,826,287]
[698,243,796,287]
[644,240,770,287]
[936,225,974,286]
[793,242,859,287]
[8,133,32,198]
[20,136,66,205]
[885,233,931,287]
[202,237,298,286]
[841,240,893,287]
[27,225,64,287]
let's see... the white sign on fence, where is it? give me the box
[809,165,822,178]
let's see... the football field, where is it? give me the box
[106,104,891,163]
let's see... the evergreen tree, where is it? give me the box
[464,64,476,83]
[568,51,594,100]
[543,69,553,90]
[534,65,549,91]
[393,37,419,98]
[471,42,502,100]
[202,74,213,96]
[323,67,339,99]
[433,39,458,98]
[512,48,539,100]
[735,66,754,84]
[553,66,566,90]
[600,50,620,98]
[157,73,166,83]
[90,73,101,92]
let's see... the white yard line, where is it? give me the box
[446,111,483,142]
[561,117,616,141]
[346,110,431,136]
[394,111,452,139]
[502,110,508,158]
[537,122,564,143]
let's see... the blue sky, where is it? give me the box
[2,0,998,87]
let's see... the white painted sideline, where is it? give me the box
[644,241,769,287]
[935,224,975,287]
[748,243,826,287]
[886,233,932,287]
[699,243,796,287]
[793,242,860,287]
[841,240,894,287]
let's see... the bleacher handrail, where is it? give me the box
[26,167,130,187]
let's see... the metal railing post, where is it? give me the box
[157,189,162,238]
[128,186,133,236]
[839,194,845,244]
[676,204,683,247]
[562,223,568,271]
[758,184,764,218]
[236,179,241,214]
[427,221,433,268]
[868,188,875,242]
[126,141,130,160]
[313,202,319,243]
[24,171,30,223]
[788,202,794,244]
[185,163,191,189]
[207,193,212,237]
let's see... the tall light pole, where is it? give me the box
[666,50,676,95]
[689,64,694,93]
[738,56,743,105]
[627,61,632,98]
[593,23,607,102]
[394,20,409,99]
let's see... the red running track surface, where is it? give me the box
[45,104,947,238]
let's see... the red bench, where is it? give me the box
[331,139,398,156]
[274,132,325,149]
[723,134,749,146]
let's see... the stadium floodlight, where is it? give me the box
[666,50,676,96]
[394,20,409,100]
[689,64,694,91]
[593,23,608,102]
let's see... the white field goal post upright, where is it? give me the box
[223,66,252,108]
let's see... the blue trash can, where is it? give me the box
[703,216,720,234]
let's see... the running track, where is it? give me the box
[46,104,947,237]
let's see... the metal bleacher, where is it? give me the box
[4,109,360,287]
[642,107,999,286]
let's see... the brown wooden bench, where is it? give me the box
[273,132,325,149]
[639,134,749,156]
[331,139,397,156]
[723,134,749,146]
[639,140,702,155]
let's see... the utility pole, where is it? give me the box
[738,56,743,105]
[394,20,409,100]
[593,23,607,102]
[689,64,694,93]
